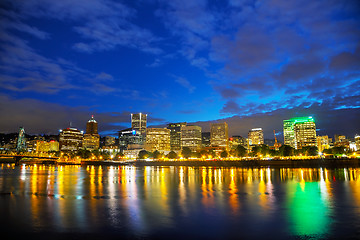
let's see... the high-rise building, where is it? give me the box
[119,128,145,151]
[181,125,202,151]
[248,128,264,146]
[131,113,147,133]
[284,116,316,149]
[145,128,170,152]
[211,122,229,150]
[355,135,360,151]
[294,121,317,149]
[86,115,98,134]
[105,136,116,146]
[201,132,211,148]
[167,122,187,151]
[229,135,247,148]
[317,135,330,152]
[16,127,26,152]
[59,128,83,152]
[83,116,100,150]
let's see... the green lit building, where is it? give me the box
[283,116,317,149]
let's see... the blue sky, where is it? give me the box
[0,0,359,139]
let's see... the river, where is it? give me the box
[0,164,359,239]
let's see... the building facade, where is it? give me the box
[119,128,145,151]
[36,140,59,152]
[201,132,211,148]
[181,125,202,151]
[167,122,187,151]
[145,128,170,152]
[317,135,331,152]
[131,113,147,133]
[248,128,264,146]
[59,128,83,151]
[105,136,116,146]
[82,116,100,150]
[210,122,229,150]
[284,116,316,149]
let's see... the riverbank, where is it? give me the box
[1,157,359,168]
[133,158,360,168]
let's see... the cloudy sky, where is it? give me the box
[0,0,359,139]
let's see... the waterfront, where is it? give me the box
[0,164,359,239]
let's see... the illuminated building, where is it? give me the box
[317,136,331,152]
[229,135,247,148]
[248,128,264,146]
[145,128,170,152]
[355,135,360,151]
[131,113,147,133]
[36,140,59,152]
[119,128,144,151]
[105,136,116,146]
[59,128,83,151]
[167,122,187,151]
[16,127,26,152]
[211,122,229,150]
[86,115,98,134]
[181,125,202,151]
[83,116,100,150]
[202,132,211,148]
[334,134,349,148]
[284,116,316,149]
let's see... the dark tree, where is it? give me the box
[138,150,149,159]
[181,147,192,159]
[167,151,178,159]
[220,150,228,158]
[235,145,247,157]
[153,150,162,159]
[279,145,294,157]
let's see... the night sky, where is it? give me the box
[0,0,359,139]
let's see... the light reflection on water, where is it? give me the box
[0,164,359,239]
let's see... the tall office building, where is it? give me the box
[210,122,229,150]
[181,125,202,151]
[86,115,98,134]
[119,128,144,151]
[248,128,264,145]
[131,113,147,133]
[167,122,187,151]
[317,135,330,152]
[201,132,211,148]
[59,128,83,151]
[145,128,170,152]
[16,127,26,152]
[83,115,100,150]
[105,136,116,146]
[283,116,316,150]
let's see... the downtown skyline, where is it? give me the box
[0,0,359,139]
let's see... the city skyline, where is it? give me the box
[0,0,359,139]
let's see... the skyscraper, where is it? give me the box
[131,113,147,133]
[86,115,98,134]
[167,122,187,151]
[16,127,26,152]
[248,128,264,145]
[283,116,317,149]
[181,125,202,151]
[59,128,83,151]
[145,128,170,152]
[210,122,229,150]
[83,115,100,150]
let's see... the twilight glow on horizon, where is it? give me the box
[0,0,359,138]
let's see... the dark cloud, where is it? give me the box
[0,96,132,135]
[220,100,241,114]
[5,0,162,54]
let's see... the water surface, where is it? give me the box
[0,164,359,239]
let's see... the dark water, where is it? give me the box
[0,164,359,239]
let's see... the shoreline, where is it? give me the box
[1,157,359,168]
